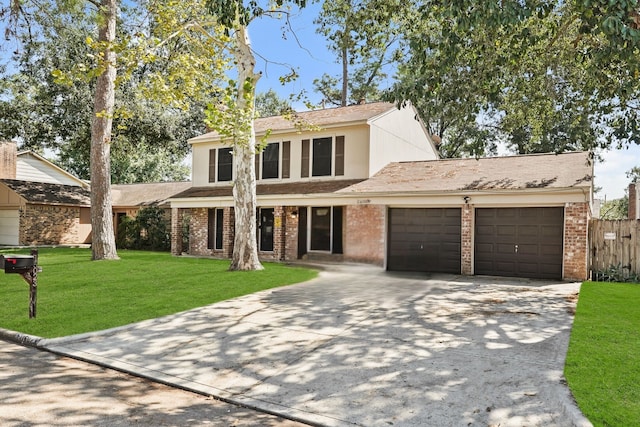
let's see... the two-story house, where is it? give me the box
[169,102,593,280]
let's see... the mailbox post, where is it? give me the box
[1,249,40,318]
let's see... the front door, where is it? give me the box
[259,208,274,252]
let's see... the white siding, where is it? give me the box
[368,107,438,176]
[17,154,82,186]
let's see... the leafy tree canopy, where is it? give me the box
[0,0,224,183]
[385,0,640,157]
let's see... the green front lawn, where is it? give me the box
[565,281,640,426]
[0,248,317,338]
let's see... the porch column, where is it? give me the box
[461,204,473,275]
[170,208,183,256]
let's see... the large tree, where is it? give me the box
[0,5,197,183]
[313,0,405,106]
[386,1,640,157]
[204,0,306,271]
[2,0,224,260]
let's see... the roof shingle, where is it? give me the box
[1,179,91,206]
[189,102,396,143]
[172,179,366,199]
[339,152,593,194]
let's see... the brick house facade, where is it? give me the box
[170,103,593,281]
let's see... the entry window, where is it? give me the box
[312,137,332,176]
[217,148,233,182]
[262,143,280,179]
[207,208,224,250]
[259,208,274,251]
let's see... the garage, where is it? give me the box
[0,209,19,246]
[474,207,564,279]
[388,208,461,273]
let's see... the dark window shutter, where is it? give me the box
[207,209,215,249]
[215,209,224,250]
[335,136,345,176]
[301,139,310,178]
[255,150,260,181]
[208,149,216,183]
[282,141,290,178]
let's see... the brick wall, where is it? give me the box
[187,207,235,258]
[461,204,473,275]
[344,204,385,265]
[563,202,590,280]
[20,204,85,245]
[284,206,299,261]
[170,208,183,255]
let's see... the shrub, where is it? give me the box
[117,207,171,251]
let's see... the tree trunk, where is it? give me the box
[229,25,263,271]
[341,43,348,107]
[90,0,119,261]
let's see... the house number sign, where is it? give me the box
[604,232,616,240]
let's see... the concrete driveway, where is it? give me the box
[34,264,589,427]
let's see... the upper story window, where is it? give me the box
[301,136,345,178]
[208,147,233,183]
[218,147,233,182]
[262,143,279,179]
[312,137,332,176]
[255,141,290,180]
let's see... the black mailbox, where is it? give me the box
[1,255,36,273]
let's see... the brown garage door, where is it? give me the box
[475,207,564,279]
[388,208,461,273]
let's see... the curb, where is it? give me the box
[0,327,48,349]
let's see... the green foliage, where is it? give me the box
[0,248,317,338]
[255,89,292,117]
[314,0,404,106]
[600,196,629,219]
[627,166,640,183]
[0,1,207,184]
[386,0,640,157]
[565,281,640,426]
[116,207,171,251]
[593,263,640,283]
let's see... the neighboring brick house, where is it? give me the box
[169,102,594,281]
[0,140,189,246]
[0,141,92,245]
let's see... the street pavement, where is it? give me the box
[0,340,305,426]
[2,264,592,426]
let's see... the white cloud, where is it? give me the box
[594,145,640,200]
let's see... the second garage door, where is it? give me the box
[474,207,564,279]
[388,208,461,273]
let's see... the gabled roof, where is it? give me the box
[111,182,191,207]
[0,179,91,206]
[188,102,397,143]
[171,179,366,199]
[339,152,593,194]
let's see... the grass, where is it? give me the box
[565,281,640,427]
[0,248,317,338]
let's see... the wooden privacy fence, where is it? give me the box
[589,219,640,280]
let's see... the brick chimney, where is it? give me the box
[0,141,17,180]
[630,183,639,220]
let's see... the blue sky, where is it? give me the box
[248,5,638,201]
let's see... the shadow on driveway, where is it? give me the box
[41,266,589,427]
